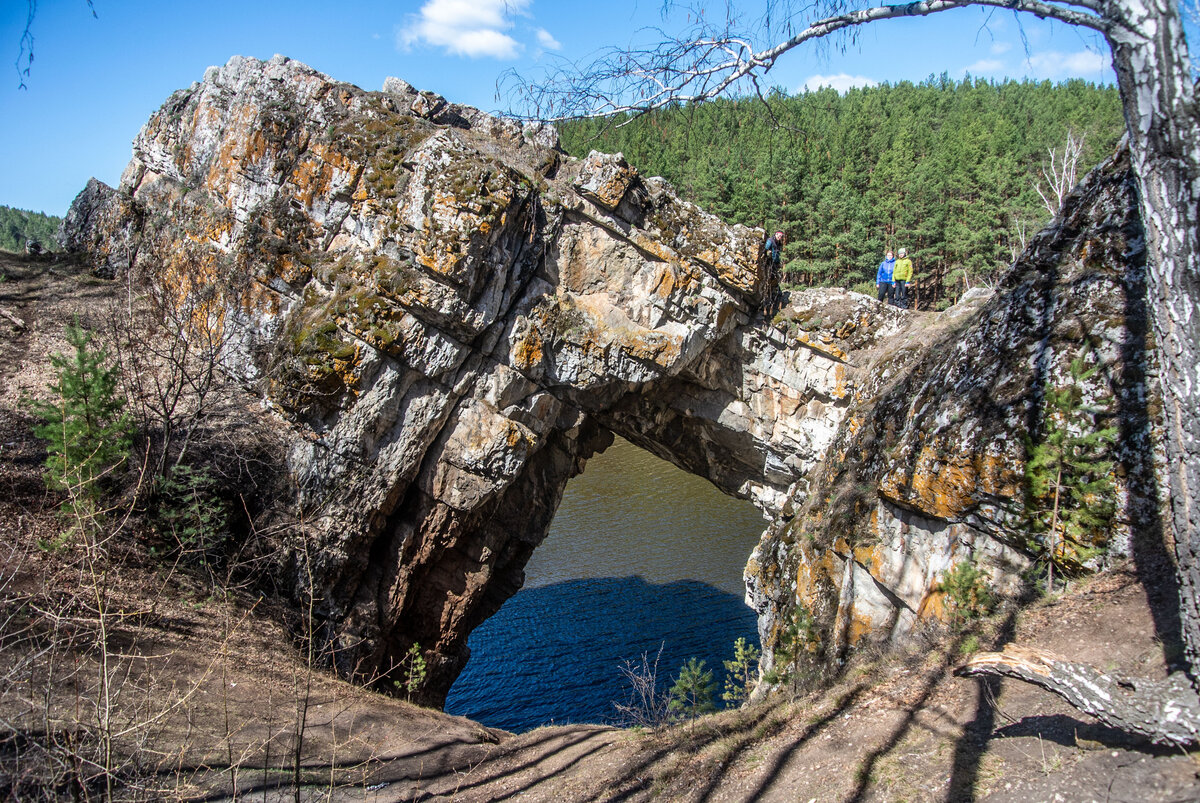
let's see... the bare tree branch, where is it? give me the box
[1034,130,1086,216]
[14,0,97,89]
[502,0,1107,120]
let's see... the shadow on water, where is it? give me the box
[444,575,759,733]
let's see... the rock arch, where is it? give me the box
[65,56,1153,705]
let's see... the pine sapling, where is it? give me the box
[1025,355,1117,590]
[31,319,132,525]
[722,636,761,706]
[668,657,716,729]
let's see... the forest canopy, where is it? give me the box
[558,76,1123,309]
[0,205,61,253]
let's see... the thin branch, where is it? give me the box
[505,0,1107,120]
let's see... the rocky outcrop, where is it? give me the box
[747,145,1158,671]
[57,177,136,278]
[64,56,873,702]
[66,56,1152,703]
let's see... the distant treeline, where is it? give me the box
[559,76,1123,309]
[0,205,61,253]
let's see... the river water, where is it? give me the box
[444,436,766,732]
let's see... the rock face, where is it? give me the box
[63,56,869,702]
[66,56,1154,703]
[747,146,1158,671]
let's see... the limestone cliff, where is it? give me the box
[63,56,870,702]
[746,145,1158,672]
[64,56,1152,704]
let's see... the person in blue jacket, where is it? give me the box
[876,250,896,304]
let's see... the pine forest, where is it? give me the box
[559,76,1124,309]
[0,205,61,254]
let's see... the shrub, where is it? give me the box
[155,463,230,564]
[31,319,132,519]
[722,637,761,706]
[613,645,670,730]
[398,642,427,701]
[939,559,995,627]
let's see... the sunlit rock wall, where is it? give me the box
[747,146,1159,673]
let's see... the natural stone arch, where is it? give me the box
[64,56,872,703]
[63,56,1157,709]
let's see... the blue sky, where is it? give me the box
[2,1,1120,216]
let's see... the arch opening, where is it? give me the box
[445,434,765,732]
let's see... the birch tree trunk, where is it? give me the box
[1105,0,1200,671]
[961,0,1200,748]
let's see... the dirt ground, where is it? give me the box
[2,252,1198,802]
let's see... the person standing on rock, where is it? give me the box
[876,250,895,304]
[763,230,785,315]
[892,248,913,308]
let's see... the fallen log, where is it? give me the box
[0,306,26,331]
[956,645,1200,747]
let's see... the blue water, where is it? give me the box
[444,437,765,732]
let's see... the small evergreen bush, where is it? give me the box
[155,463,229,563]
[722,636,761,706]
[1025,355,1118,588]
[668,657,716,728]
[939,559,995,627]
[31,319,131,521]
[397,642,427,701]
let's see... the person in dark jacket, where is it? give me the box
[893,247,913,308]
[763,230,785,314]
[876,250,895,304]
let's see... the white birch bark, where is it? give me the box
[1103,0,1200,674]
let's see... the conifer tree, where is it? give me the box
[722,637,761,706]
[668,657,716,728]
[1024,356,1118,590]
[32,319,132,514]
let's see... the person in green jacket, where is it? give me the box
[893,248,914,308]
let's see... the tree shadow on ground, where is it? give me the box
[839,626,987,803]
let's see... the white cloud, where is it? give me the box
[800,73,878,94]
[1024,49,1106,79]
[990,42,1012,55]
[399,0,531,59]
[535,28,561,51]
[963,59,1005,75]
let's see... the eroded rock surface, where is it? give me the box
[748,146,1159,672]
[65,56,1152,703]
[64,56,867,701]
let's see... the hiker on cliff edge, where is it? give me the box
[893,247,913,308]
[876,250,895,304]
[763,230,785,315]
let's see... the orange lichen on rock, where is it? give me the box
[888,445,1022,519]
[511,329,544,371]
[847,612,874,646]
[854,543,882,577]
[793,332,849,363]
[652,265,677,298]
[792,540,837,614]
[627,232,679,265]
[623,331,683,365]
[206,103,263,193]
[917,586,949,621]
[287,144,351,208]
